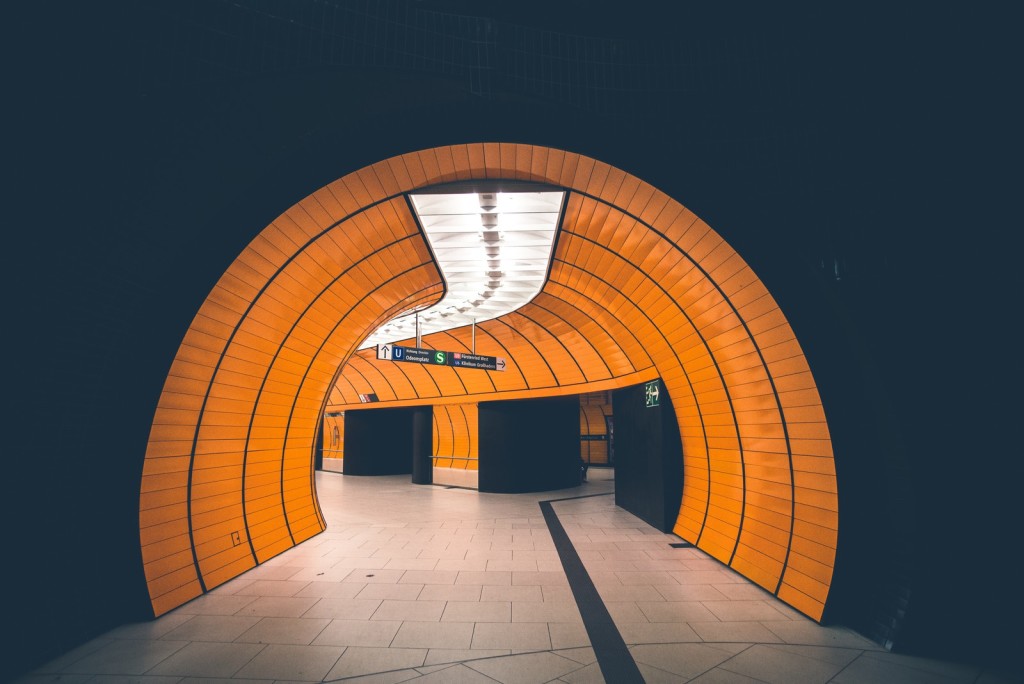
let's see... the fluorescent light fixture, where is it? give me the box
[358,186,565,349]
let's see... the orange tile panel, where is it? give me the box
[139,516,190,546]
[790,535,838,570]
[731,544,784,581]
[784,422,832,441]
[790,509,839,540]
[779,563,830,603]
[790,455,836,476]
[190,503,244,534]
[736,287,786,322]
[139,484,188,510]
[777,584,825,622]
[786,548,835,585]
[791,480,841,511]
[139,467,194,494]
[695,529,736,564]
[743,499,794,532]
[149,568,202,608]
[142,547,194,586]
[138,500,188,529]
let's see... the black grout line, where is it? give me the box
[539,493,644,683]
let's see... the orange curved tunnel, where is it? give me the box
[140,143,837,621]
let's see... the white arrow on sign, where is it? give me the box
[376,344,392,360]
[496,357,506,371]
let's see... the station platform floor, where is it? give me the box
[15,469,1015,683]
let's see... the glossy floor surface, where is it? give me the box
[16,469,1015,683]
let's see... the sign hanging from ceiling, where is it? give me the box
[377,345,505,371]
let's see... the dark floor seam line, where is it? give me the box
[539,494,645,684]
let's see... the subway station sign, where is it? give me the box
[377,344,505,371]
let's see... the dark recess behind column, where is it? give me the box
[343,407,415,475]
[479,395,581,493]
[612,380,683,532]
[411,406,433,484]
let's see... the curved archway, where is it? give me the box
[140,143,836,620]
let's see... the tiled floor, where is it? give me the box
[15,469,1017,683]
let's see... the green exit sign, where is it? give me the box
[645,380,660,408]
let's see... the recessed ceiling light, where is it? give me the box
[358,186,565,349]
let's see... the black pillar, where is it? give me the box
[343,407,415,475]
[478,395,581,493]
[411,406,433,484]
[611,379,684,532]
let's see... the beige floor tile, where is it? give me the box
[511,601,582,623]
[630,643,739,679]
[172,593,259,615]
[482,584,543,602]
[356,582,425,600]
[717,643,849,683]
[160,614,261,642]
[654,583,730,601]
[231,579,311,597]
[635,662,691,683]
[232,595,320,618]
[436,558,489,572]
[456,570,513,585]
[441,600,512,622]
[145,641,267,678]
[471,623,552,651]
[60,639,188,675]
[549,623,592,650]
[233,643,345,680]
[671,570,746,584]
[690,620,784,643]
[702,600,795,622]
[301,597,383,619]
[604,601,650,623]
[637,600,718,622]
[343,568,407,584]
[372,599,446,621]
[399,569,460,585]
[312,619,403,647]
[486,559,540,571]
[294,580,366,598]
[424,648,513,665]
[325,646,427,679]
[234,616,331,644]
[413,662,505,682]
[465,651,583,684]
[418,584,483,602]
[106,614,195,640]
[512,570,569,586]
[762,621,883,649]
[383,558,440,571]
[391,621,475,649]
[558,660,607,683]
[538,586,571,603]
[619,622,701,645]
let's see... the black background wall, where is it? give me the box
[5,2,1020,679]
[342,407,417,476]
[612,380,684,533]
[478,396,581,493]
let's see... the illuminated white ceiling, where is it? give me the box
[358,187,565,350]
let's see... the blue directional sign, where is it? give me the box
[449,352,504,371]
